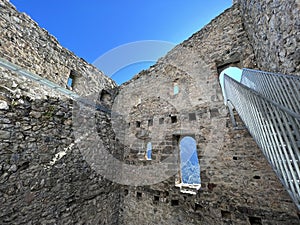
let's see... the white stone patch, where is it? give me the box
[0,100,9,110]
[49,143,76,166]
[12,81,18,88]
[46,132,91,169]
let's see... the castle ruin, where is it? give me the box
[0,0,299,224]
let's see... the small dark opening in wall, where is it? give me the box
[153,196,160,204]
[124,189,128,196]
[210,108,220,118]
[100,90,112,105]
[159,118,164,125]
[136,121,141,128]
[136,192,142,199]
[233,156,238,160]
[249,216,262,225]
[253,175,261,180]
[171,199,179,206]
[195,203,203,211]
[221,210,231,219]
[148,119,153,127]
[171,116,177,123]
[128,123,130,127]
[189,113,196,121]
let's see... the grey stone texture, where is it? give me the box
[0,0,116,96]
[115,3,299,225]
[237,0,300,74]
[0,0,299,224]
[0,64,121,224]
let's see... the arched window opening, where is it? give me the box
[146,142,152,160]
[176,136,201,194]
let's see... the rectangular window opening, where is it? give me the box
[153,196,160,204]
[221,210,231,219]
[136,192,142,199]
[159,118,164,125]
[67,77,73,88]
[195,203,203,211]
[189,113,196,121]
[249,216,262,225]
[171,199,179,206]
[67,70,77,88]
[136,121,141,128]
[173,85,179,95]
[124,189,129,196]
[148,119,153,127]
[171,116,177,123]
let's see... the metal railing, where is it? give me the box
[0,58,80,99]
[241,69,300,114]
[224,68,300,210]
[0,57,112,114]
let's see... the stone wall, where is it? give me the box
[1,0,300,224]
[0,0,116,96]
[0,1,122,223]
[237,0,300,74]
[0,63,122,224]
[116,4,300,225]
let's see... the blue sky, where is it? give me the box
[10,0,232,84]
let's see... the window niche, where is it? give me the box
[67,70,76,89]
[100,90,112,106]
[249,216,262,225]
[153,196,160,204]
[221,210,232,219]
[171,199,179,206]
[159,118,164,125]
[136,121,141,128]
[189,112,196,121]
[170,115,177,123]
[173,83,179,95]
[136,192,142,199]
[146,142,152,160]
[148,119,153,127]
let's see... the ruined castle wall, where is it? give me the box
[0,63,121,224]
[0,1,122,223]
[237,0,300,74]
[0,0,116,96]
[117,5,300,225]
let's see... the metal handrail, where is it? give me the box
[0,57,113,114]
[0,57,80,99]
[241,68,300,114]
[224,69,300,210]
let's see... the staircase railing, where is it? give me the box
[223,68,300,210]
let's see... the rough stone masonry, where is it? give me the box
[0,0,299,224]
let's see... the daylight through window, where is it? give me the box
[179,136,201,185]
[146,142,152,160]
